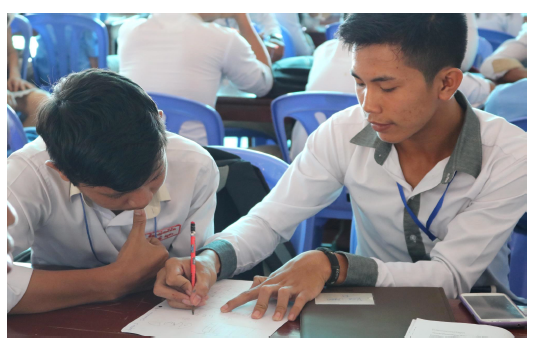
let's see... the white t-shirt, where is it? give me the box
[118,13,273,145]
[7,132,219,312]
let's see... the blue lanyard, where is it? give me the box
[79,195,157,265]
[396,172,456,242]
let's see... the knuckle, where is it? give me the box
[255,303,268,311]
[259,285,271,295]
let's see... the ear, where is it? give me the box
[437,67,463,101]
[158,109,164,118]
[45,160,71,182]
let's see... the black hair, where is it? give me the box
[338,14,467,83]
[36,69,167,192]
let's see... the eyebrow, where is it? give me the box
[351,71,396,82]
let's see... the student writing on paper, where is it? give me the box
[7,69,220,314]
[154,14,526,321]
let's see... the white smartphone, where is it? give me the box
[460,293,527,327]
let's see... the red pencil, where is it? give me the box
[190,222,196,315]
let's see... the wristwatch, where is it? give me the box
[316,247,340,286]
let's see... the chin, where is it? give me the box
[376,132,405,144]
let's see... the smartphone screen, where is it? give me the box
[463,295,525,320]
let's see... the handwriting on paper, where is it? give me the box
[315,293,375,305]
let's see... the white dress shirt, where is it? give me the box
[480,23,527,81]
[118,13,273,145]
[7,132,219,312]
[274,13,314,56]
[477,13,525,37]
[202,92,526,301]
[215,13,281,37]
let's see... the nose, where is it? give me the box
[360,88,381,116]
[127,189,153,210]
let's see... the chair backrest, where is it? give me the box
[25,14,109,86]
[473,36,494,70]
[280,25,296,59]
[148,92,225,146]
[10,15,32,81]
[271,91,359,163]
[7,105,28,156]
[211,146,307,252]
[485,79,527,123]
[477,28,515,51]
[509,117,527,132]
[325,22,341,40]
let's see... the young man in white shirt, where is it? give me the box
[480,23,527,83]
[7,69,220,313]
[292,14,494,161]
[154,14,526,320]
[118,13,273,145]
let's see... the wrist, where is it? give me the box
[104,262,133,299]
[334,253,348,285]
[198,249,221,275]
[313,249,336,284]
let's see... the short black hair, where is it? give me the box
[338,14,467,83]
[36,69,167,192]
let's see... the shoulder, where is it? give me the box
[475,109,526,161]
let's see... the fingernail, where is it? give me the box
[134,210,142,215]
[273,312,281,321]
[221,304,229,312]
[193,296,201,305]
[289,314,295,321]
[252,311,261,319]
[182,299,191,305]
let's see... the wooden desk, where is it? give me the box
[215,96,274,123]
[7,290,526,338]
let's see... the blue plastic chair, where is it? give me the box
[25,14,109,86]
[7,105,28,157]
[211,146,309,254]
[280,25,296,59]
[271,91,359,163]
[477,28,515,51]
[325,22,341,40]
[485,79,527,122]
[10,15,32,81]
[473,36,494,70]
[148,92,224,146]
[272,91,359,250]
[349,215,358,254]
[507,118,527,299]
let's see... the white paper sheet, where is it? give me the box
[315,293,375,305]
[122,279,287,338]
[404,319,514,338]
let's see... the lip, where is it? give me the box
[370,122,392,132]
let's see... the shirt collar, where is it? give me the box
[69,183,172,219]
[350,90,482,183]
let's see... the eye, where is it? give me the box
[356,83,365,88]
[381,87,397,93]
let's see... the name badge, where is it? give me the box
[315,293,375,305]
[146,224,182,241]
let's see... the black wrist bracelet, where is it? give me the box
[316,247,340,286]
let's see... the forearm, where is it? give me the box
[9,263,128,314]
[8,51,20,78]
[497,67,527,84]
[234,14,272,68]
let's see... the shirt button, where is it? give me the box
[410,235,417,243]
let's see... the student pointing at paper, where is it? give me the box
[154,14,526,320]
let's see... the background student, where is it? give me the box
[118,13,273,145]
[480,23,527,83]
[7,13,49,127]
